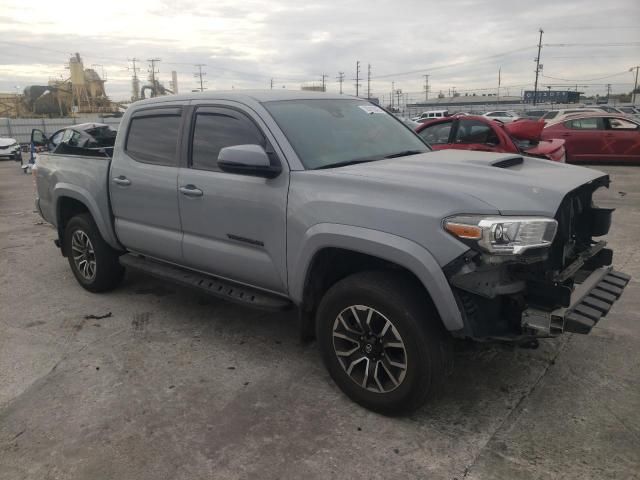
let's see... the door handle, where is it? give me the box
[112,176,131,186]
[179,185,203,197]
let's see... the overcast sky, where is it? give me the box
[0,0,638,102]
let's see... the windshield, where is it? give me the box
[263,99,429,169]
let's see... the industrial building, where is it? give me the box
[0,53,117,118]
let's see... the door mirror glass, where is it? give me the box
[218,144,281,178]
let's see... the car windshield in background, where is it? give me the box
[263,99,429,170]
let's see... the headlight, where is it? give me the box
[444,215,558,255]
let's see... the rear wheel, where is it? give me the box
[316,271,451,415]
[64,214,124,292]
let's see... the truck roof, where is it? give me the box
[131,90,358,107]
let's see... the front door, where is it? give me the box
[452,118,503,152]
[177,104,288,294]
[109,107,184,263]
[561,117,606,162]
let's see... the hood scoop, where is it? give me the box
[492,156,523,168]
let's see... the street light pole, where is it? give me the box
[631,66,640,105]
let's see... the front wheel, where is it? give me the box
[316,271,451,415]
[63,213,124,292]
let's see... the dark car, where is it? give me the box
[32,123,117,158]
[541,114,640,163]
[415,115,566,161]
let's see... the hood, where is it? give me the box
[0,138,17,147]
[325,149,607,216]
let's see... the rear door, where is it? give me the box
[177,103,289,293]
[561,117,606,162]
[109,106,184,263]
[603,117,640,162]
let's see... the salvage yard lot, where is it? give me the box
[0,160,639,480]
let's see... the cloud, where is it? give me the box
[0,0,638,101]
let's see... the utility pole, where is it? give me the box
[423,74,430,101]
[606,83,612,101]
[533,28,544,106]
[128,58,141,101]
[194,64,207,92]
[367,63,371,99]
[391,81,395,108]
[396,89,403,112]
[336,72,345,94]
[355,61,361,97]
[147,58,161,86]
[321,73,328,92]
[630,65,639,105]
[270,78,274,90]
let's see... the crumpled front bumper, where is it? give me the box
[522,266,631,336]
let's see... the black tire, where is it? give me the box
[316,271,451,415]
[63,213,124,292]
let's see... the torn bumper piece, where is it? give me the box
[522,267,630,336]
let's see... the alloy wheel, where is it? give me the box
[71,230,96,281]
[332,305,408,393]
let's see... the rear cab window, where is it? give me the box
[125,108,182,166]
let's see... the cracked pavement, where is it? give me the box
[0,160,639,479]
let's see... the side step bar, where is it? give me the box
[119,254,292,311]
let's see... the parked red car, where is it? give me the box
[415,115,566,161]
[541,114,640,164]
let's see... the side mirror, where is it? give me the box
[31,129,48,147]
[217,144,282,179]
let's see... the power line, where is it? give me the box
[372,46,535,79]
[545,42,640,47]
[542,71,631,82]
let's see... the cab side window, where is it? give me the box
[126,113,181,166]
[565,118,604,130]
[191,109,265,172]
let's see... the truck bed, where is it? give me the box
[35,152,119,249]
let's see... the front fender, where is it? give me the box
[54,183,120,249]
[289,223,464,331]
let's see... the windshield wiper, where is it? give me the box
[383,150,425,159]
[314,158,379,170]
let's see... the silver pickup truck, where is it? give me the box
[34,91,629,414]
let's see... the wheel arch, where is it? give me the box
[54,184,120,251]
[290,224,464,333]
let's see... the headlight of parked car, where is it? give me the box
[444,215,558,255]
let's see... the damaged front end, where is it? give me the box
[444,176,630,340]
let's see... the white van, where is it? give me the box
[412,110,450,122]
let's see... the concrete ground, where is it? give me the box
[0,158,638,480]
